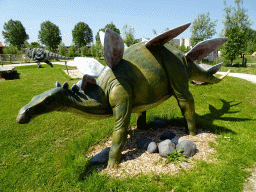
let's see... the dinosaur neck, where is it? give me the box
[61,87,112,118]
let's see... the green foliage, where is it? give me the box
[80,45,88,57]
[165,148,188,167]
[38,21,62,52]
[29,42,41,49]
[2,19,29,49]
[190,12,217,47]
[221,0,252,64]
[122,24,136,47]
[90,41,103,59]
[245,28,256,54]
[68,45,76,57]
[177,44,191,53]
[3,45,23,54]
[95,21,120,42]
[72,22,93,48]
[58,42,66,56]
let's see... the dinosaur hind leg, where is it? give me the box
[45,60,53,67]
[137,111,148,130]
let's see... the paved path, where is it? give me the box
[217,72,256,84]
[6,61,76,67]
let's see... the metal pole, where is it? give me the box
[65,61,69,75]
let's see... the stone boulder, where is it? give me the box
[90,147,110,164]
[158,139,176,157]
[176,140,196,157]
[160,130,176,140]
[136,136,158,153]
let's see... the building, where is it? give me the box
[179,38,191,47]
[136,38,150,43]
[0,42,5,54]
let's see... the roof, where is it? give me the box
[0,42,4,47]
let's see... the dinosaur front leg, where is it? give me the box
[108,85,132,168]
[175,91,196,136]
[35,60,42,68]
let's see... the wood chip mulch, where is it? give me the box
[86,125,218,178]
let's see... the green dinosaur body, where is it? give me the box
[17,26,229,168]
[25,48,72,68]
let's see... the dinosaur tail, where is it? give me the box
[188,62,230,83]
[48,51,73,60]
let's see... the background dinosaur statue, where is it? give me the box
[17,23,229,168]
[25,48,72,68]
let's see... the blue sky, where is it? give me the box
[1,0,256,46]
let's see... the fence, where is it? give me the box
[0,54,33,64]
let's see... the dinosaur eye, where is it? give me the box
[45,98,53,105]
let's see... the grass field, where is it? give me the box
[0,64,256,191]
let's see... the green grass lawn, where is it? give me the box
[219,64,256,75]
[0,64,256,191]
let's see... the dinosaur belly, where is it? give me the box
[131,94,171,113]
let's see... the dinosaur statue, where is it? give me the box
[25,48,72,68]
[17,23,230,168]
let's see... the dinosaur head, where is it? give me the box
[16,82,70,124]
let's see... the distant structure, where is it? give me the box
[136,38,150,42]
[0,42,5,54]
[179,38,191,47]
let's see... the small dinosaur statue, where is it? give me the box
[25,48,72,68]
[17,23,229,168]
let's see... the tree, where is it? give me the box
[221,0,251,65]
[245,28,256,54]
[38,21,62,52]
[152,29,157,36]
[95,22,120,42]
[80,45,88,56]
[90,41,103,59]
[29,42,41,49]
[2,19,29,49]
[122,24,136,47]
[58,42,66,56]
[68,45,76,57]
[72,22,93,48]
[190,12,217,47]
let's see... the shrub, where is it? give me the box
[80,46,88,57]
[58,43,66,56]
[68,45,76,57]
[3,45,22,55]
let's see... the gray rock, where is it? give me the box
[176,140,196,157]
[136,136,153,150]
[147,141,158,153]
[171,136,180,145]
[160,130,176,140]
[150,120,167,128]
[90,147,110,164]
[158,139,176,157]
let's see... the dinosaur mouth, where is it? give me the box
[16,113,31,124]
[16,108,32,124]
